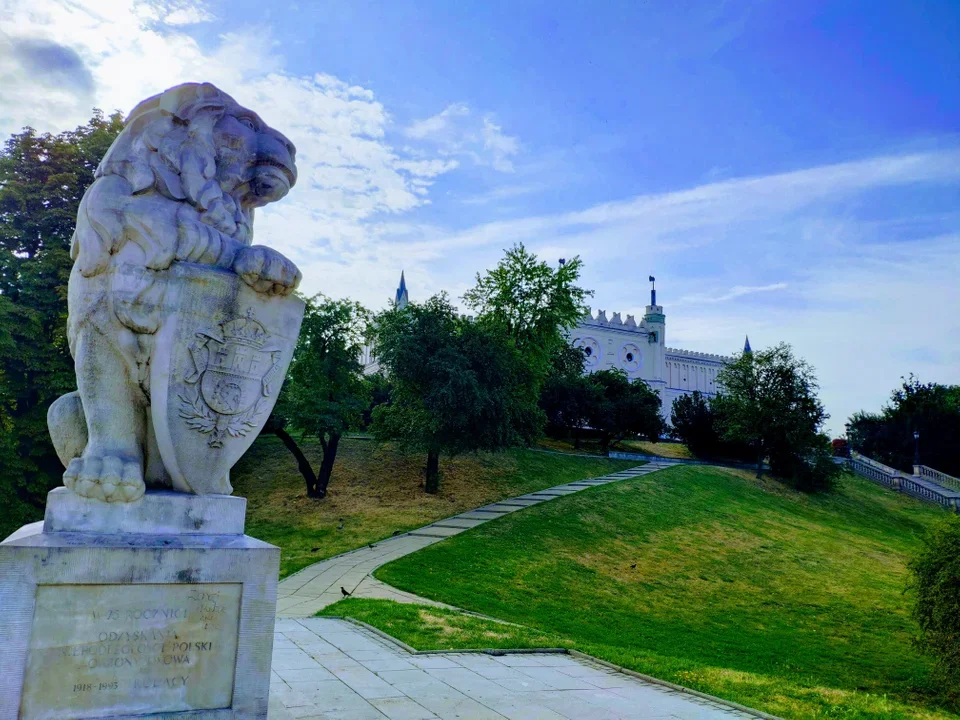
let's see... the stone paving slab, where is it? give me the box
[432,518,488,529]
[475,504,523,513]
[269,618,750,719]
[409,526,467,538]
[457,511,506,521]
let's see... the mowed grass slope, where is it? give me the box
[362,465,954,720]
[231,436,637,578]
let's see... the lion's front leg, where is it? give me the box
[176,209,300,296]
[233,245,302,296]
[63,323,147,503]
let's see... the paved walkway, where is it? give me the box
[269,459,770,718]
[268,617,754,719]
[277,460,677,617]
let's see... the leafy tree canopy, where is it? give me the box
[909,515,960,697]
[847,376,960,476]
[715,342,837,490]
[0,111,125,536]
[371,294,541,493]
[670,391,756,462]
[588,368,666,449]
[540,345,599,448]
[272,294,371,498]
[463,243,591,382]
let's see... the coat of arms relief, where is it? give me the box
[179,311,282,448]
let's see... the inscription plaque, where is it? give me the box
[20,583,242,720]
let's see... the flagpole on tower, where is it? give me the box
[649,276,656,306]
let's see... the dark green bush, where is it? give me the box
[909,514,960,697]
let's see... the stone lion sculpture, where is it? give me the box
[47,82,302,503]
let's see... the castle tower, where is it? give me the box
[395,271,409,309]
[642,275,666,387]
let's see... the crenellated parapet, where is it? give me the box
[665,347,730,363]
[579,309,643,331]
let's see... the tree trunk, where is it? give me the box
[756,445,764,479]
[272,427,319,496]
[573,428,581,450]
[425,449,440,494]
[314,432,341,498]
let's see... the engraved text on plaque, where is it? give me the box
[20,583,242,720]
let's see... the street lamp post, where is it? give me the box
[913,430,920,473]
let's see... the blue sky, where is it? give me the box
[1,0,958,433]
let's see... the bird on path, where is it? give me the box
[341,586,351,598]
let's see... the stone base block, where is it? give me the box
[0,523,279,720]
[43,487,246,535]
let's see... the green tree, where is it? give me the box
[670,391,753,461]
[372,294,540,493]
[909,515,960,697]
[847,377,960,476]
[273,294,370,498]
[670,391,720,457]
[0,111,124,536]
[539,345,600,448]
[463,244,592,383]
[714,342,836,490]
[589,368,666,449]
[360,372,391,431]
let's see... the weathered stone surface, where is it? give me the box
[0,523,279,720]
[43,487,246,535]
[20,583,242,720]
[46,82,304,504]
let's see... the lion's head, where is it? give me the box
[96,82,297,246]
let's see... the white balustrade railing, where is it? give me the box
[849,456,899,489]
[849,452,959,513]
[917,465,960,493]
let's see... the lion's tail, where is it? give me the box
[47,392,87,468]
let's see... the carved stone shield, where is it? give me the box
[150,263,303,495]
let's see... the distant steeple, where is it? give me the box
[743,335,752,354]
[395,271,409,309]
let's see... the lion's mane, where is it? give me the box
[71,82,255,279]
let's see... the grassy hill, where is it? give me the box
[329,465,955,720]
[232,436,637,578]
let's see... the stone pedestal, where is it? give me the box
[0,489,279,720]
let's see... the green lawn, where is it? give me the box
[232,435,637,578]
[325,465,956,720]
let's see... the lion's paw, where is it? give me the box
[64,455,145,503]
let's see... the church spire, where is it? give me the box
[743,335,752,354]
[395,271,409,309]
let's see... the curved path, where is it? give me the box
[269,457,775,719]
[276,460,677,617]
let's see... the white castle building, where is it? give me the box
[366,274,743,419]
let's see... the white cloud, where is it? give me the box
[482,116,519,172]
[404,103,520,172]
[677,283,788,305]
[405,102,470,140]
[0,0,466,301]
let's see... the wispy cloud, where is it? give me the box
[404,103,520,172]
[677,283,788,305]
